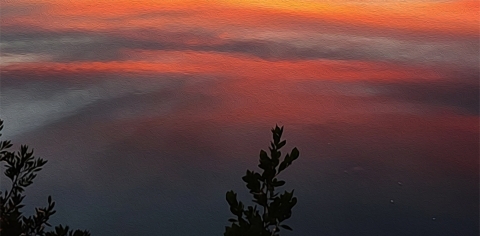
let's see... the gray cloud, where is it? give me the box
[294,79,479,116]
[0,75,188,137]
[372,81,479,115]
[0,30,124,62]
[1,26,477,69]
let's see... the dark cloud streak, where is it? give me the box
[2,26,477,68]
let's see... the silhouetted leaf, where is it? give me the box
[226,191,238,207]
[272,180,285,187]
[290,148,299,161]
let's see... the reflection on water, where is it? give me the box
[1,0,478,235]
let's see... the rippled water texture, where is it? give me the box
[0,0,478,235]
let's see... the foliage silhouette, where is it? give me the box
[0,119,90,236]
[225,125,299,236]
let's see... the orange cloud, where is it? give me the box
[1,50,444,82]
[3,0,477,37]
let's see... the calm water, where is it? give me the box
[1,1,478,235]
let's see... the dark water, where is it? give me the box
[1,1,478,235]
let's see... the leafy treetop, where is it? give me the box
[225,125,299,236]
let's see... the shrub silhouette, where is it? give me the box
[0,119,300,236]
[225,125,299,236]
[0,119,90,236]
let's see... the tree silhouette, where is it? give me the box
[225,125,299,236]
[0,119,90,236]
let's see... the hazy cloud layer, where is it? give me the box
[0,75,192,137]
[1,25,478,68]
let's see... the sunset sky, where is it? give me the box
[0,0,478,235]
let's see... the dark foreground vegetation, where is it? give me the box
[0,120,299,236]
[0,120,91,236]
[224,125,299,236]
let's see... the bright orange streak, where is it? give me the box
[2,0,477,37]
[224,0,478,35]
